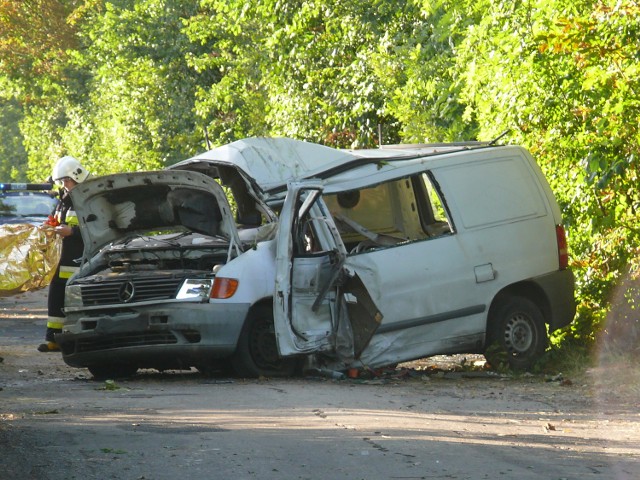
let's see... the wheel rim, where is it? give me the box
[503,313,534,354]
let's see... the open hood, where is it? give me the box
[69,170,240,258]
[169,137,360,199]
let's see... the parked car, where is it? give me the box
[0,186,58,225]
[57,138,575,379]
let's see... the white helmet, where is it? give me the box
[52,155,90,183]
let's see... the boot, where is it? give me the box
[37,341,61,352]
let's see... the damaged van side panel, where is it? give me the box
[274,148,573,371]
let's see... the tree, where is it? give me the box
[183,0,271,145]
[372,0,482,143]
[0,96,28,181]
[260,0,405,147]
[0,0,90,180]
[447,0,640,344]
[185,0,409,148]
[62,0,209,174]
[0,0,84,83]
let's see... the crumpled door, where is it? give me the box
[274,182,382,361]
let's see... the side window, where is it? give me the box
[415,173,453,237]
[294,209,322,254]
[323,173,453,254]
[292,189,332,256]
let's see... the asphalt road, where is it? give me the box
[1,289,639,480]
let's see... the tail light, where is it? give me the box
[556,225,569,270]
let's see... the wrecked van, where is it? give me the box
[57,138,575,378]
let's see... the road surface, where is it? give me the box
[1,289,639,480]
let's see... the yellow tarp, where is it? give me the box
[0,224,62,296]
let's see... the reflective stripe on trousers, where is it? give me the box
[47,316,65,330]
[59,265,79,279]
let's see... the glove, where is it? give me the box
[45,215,60,227]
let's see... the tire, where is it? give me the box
[485,296,548,371]
[232,304,299,378]
[88,364,138,380]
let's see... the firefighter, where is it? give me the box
[38,156,91,352]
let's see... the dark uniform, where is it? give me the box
[41,191,84,349]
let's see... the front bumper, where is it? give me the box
[56,301,250,369]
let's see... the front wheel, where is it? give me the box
[485,296,547,371]
[232,304,299,378]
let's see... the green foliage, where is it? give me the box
[0,97,28,181]
[65,0,209,174]
[534,2,640,347]
[261,0,403,147]
[1,0,208,179]
[185,0,410,147]
[183,0,271,145]
[442,0,640,348]
[0,0,84,84]
[372,0,481,143]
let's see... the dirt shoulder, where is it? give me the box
[1,289,639,480]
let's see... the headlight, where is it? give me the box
[176,278,214,300]
[64,284,83,308]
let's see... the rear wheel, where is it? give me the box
[232,304,299,378]
[485,296,547,371]
[88,364,138,380]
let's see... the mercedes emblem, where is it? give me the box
[118,281,136,303]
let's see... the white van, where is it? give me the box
[58,138,574,378]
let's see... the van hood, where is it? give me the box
[169,137,360,199]
[69,170,241,258]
